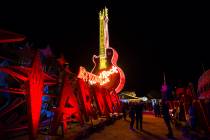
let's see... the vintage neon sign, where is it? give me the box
[77,66,118,86]
[98,66,118,85]
[91,7,125,93]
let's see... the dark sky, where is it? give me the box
[0,1,209,96]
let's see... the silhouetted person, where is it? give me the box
[154,103,160,117]
[179,102,186,121]
[154,103,158,117]
[156,102,161,117]
[122,103,127,120]
[161,100,174,138]
[129,104,135,130]
[135,102,144,130]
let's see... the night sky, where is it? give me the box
[0,1,209,96]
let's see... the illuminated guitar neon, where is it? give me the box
[91,7,125,94]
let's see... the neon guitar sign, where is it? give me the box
[91,7,125,93]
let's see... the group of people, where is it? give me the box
[121,95,210,139]
[127,102,144,131]
[122,100,174,138]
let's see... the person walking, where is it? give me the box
[160,99,174,138]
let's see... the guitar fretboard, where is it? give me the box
[99,8,109,70]
[99,9,107,70]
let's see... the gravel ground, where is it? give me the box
[83,114,188,140]
[10,114,209,140]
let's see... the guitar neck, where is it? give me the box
[99,8,109,70]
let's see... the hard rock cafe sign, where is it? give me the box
[77,66,118,86]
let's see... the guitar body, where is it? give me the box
[92,47,125,93]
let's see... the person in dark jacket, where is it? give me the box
[129,104,135,130]
[156,102,161,117]
[160,99,174,138]
[154,103,158,117]
[122,103,127,120]
[135,102,144,130]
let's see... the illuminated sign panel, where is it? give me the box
[77,66,118,86]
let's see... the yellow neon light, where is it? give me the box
[99,8,108,69]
